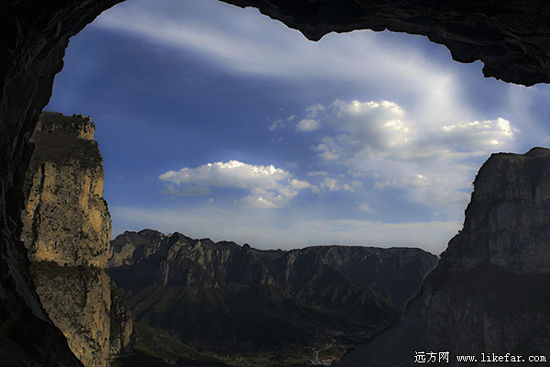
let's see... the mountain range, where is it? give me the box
[109,229,437,366]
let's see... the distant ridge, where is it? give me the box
[109,229,437,366]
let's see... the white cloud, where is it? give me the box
[437,118,515,150]
[305,104,326,117]
[321,177,355,192]
[159,160,310,208]
[358,203,373,212]
[307,171,328,176]
[313,137,341,160]
[325,99,411,150]
[269,118,283,131]
[296,118,320,132]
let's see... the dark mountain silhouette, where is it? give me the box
[109,230,437,365]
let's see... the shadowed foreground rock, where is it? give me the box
[337,148,550,366]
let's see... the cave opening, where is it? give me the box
[3,0,550,365]
[44,0,550,255]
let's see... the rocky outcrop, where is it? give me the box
[109,229,436,365]
[337,148,550,366]
[423,148,550,359]
[22,112,110,267]
[20,112,131,367]
[109,229,167,268]
[0,6,123,362]
[440,147,550,274]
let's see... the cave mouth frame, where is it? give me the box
[1,0,550,364]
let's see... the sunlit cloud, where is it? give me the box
[159,160,311,208]
[269,118,283,131]
[296,118,320,132]
[296,98,517,212]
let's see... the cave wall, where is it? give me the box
[0,1,121,365]
[1,0,550,364]
[222,0,550,86]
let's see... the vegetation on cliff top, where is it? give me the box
[30,130,102,170]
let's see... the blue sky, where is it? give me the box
[47,0,550,253]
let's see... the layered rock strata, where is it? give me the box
[21,112,131,367]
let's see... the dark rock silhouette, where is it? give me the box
[222,0,550,86]
[337,148,550,366]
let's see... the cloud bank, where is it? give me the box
[296,98,516,212]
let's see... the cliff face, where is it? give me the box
[21,112,131,367]
[30,262,112,367]
[109,229,436,366]
[337,148,550,366]
[440,148,550,274]
[22,112,110,267]
[424,148,550,358]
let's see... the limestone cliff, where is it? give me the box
[424,148,550,359]
[21,112,132,367]
[337,148,550,366]
[30,262,112,367]
[22,112,110,267]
